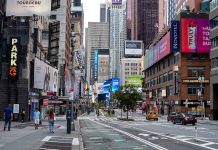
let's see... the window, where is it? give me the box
[163,73,168,83]
[188,84,204,95]
[187,67,205,78]
[210,16,218,29]
[166,86,173,96]
[211,37,218,49]
[212,58,218,69]
[168,71,173,81]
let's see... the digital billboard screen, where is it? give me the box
[111,78,120,92]
[6,0,51,16]
[125,40,143,57]
[181,18,210,53]
[170,20,180,52]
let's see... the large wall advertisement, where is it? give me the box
[170,20,180,52]
[34,58,58,92]
[6,0,51,16]
[94,49,98,82]
[127,76,142,86]
[181,18,210,53]
[144,32,171,70]
[125,40,143,57]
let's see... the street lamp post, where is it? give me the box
[198,76,205,120]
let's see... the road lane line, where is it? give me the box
[42,136,52,142]
[72,138,79,145]
[100,120,218,150]
[201,142,215,146]
[89,119,168,150]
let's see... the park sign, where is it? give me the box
[9,38,19,79]
[6,0,51,16]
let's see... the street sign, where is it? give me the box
[13,104,19,113]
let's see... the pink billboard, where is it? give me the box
[153,32,171,64]
[181,18,210,53]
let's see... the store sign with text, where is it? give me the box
[9,38,19,79]
[170,20,180,52]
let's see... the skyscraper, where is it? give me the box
[137,0,158,47]
[109,0,127,78]
[100,3,107,22]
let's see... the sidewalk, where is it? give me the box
[0,116,83,150]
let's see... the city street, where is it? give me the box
[80,110,218,150]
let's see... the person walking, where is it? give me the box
[48,110,55,133]
[21,109,25,123]
[34,108,41,130]
[3,104,13,131]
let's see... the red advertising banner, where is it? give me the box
[181,18,210,53]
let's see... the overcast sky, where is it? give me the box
[82,0,105,28]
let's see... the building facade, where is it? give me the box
[121,58,142,86]
[109,1,127,78]
[137,0,158,48]
[210,0,218,120]
[86,22,109,85]
[143,12,211,117]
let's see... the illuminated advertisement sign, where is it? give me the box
[181,18,210,53]
[144,32,171,70]
[127,76,142,86]
[170,20,180,52]
[125,40,143,57]
[6,0,51,16]
[111,78,120,92]
[94,49,98,82]
[112,0,122,4]
[9,38,19,79]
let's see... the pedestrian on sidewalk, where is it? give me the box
[3,104,13,131]
[21,108,25,123]
[48,110,55,133]
[34,108,41,130]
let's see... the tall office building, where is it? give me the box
[109,1,127,78]
[86,22,109,85]
[137,0,158,47]
[100,3,107,22]
[210,0,218,120]
[126,0,137,40]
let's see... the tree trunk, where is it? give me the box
[127,109,129,119]
[121,108,122,118]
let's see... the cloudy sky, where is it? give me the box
[81,0,105,28]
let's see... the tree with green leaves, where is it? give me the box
[114,85,142,119]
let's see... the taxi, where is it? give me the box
[146,111,158,121]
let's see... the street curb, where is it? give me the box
[78,119,84,150]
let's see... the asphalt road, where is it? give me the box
[80,112,218,150]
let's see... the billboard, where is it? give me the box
[6,0,51,16]
[34,58,58,92]
[127,76,142,86]
[125,40,143,57]
[112,0,122,4]
[181,18,210,53]
[111,78,120,92]
[144,32,171,70]
[170,20,180,52]
[94,49,98,82]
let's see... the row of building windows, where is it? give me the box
[144,54,179,78]
[144,71,173,88]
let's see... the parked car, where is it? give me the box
[172,113,197,125]
[167,112,177,122]
[146,112,158,121]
